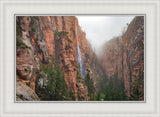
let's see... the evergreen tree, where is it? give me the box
[45,68,56,100]
[85,69,96,100]
[55,64,67,100]
[36,61,73,101]
[129,69,144,100]
[97,72,127,101]
[36,63,56,101]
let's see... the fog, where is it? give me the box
[77,15,135,54]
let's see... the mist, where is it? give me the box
[76,15,135,54]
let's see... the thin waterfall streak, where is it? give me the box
[75,19,86,78]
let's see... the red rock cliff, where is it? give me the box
[16,16,92,100]
[99,16,144,98]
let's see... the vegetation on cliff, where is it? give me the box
[84,69,96,100]
[16,16,144,101]
[36,59,75,101]
[129,69,144,100]
[16,37,30,49]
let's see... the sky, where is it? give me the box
[76,15,135,54]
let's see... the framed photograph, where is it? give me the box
[0,0,160,117]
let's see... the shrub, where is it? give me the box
[30,16,39,22]
[65,45,71,50]
[65,37,72,43]
[16,24,21,36]
[31,26,37,32]
[29,16,39,33]
[56,30,69,36]
[16,37,30,49]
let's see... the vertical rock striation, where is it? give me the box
[99,16,144,98]
[16,16,144,101]
[16,16,93,100]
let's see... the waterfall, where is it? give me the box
[75,19,86,78]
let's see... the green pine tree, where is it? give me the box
[97,72,127,101]
[36,61,73,101]
[55,64,68,100]
[129,69,144,101]
[85,69,96,100]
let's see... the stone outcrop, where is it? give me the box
[16,81,40,101]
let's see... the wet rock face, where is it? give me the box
[99,16,144,97]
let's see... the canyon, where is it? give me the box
[16,16,144,101]
[99,16,144,98]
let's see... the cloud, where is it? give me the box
[76,15,135,54]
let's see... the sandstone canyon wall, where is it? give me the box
[99,16,144,98]
[16,16,99,101]
[16,16,144,101]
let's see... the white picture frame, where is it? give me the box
[0,0,160,117]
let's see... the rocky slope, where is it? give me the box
[99,16,144,98]
[16,81,40,101]
[16,16,99,101]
